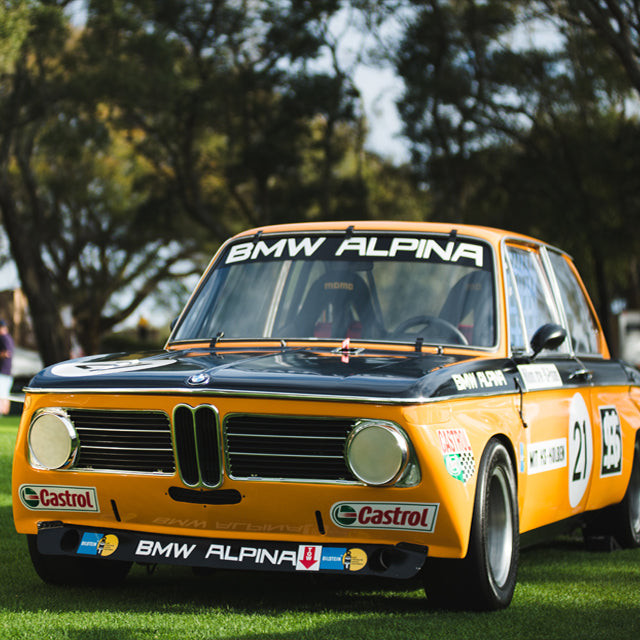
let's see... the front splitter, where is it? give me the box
[35,521,428,579]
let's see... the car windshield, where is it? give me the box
[172,232,496,348]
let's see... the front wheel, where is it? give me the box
[425,439,519,611]
[28,535,132,587]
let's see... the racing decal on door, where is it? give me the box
[527,438,567,475]
[568,393,593,508]
[517,363,562,391]
[599,406,622,477]
[437,429,476,483]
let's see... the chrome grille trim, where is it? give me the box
[67,409,174,474]
[224,414,358,483]
[172,404,222,488]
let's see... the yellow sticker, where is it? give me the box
[342,548,367,572]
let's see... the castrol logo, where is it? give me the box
[330,502,438,533]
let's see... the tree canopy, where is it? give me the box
[2,0,640,361]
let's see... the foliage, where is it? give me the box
[1,1,428,360]
[388,0,640,333]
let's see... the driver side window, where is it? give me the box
[505,245,568,355]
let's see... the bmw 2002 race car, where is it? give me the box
[12,222,640,610]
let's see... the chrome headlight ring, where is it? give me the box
[345,420,416,487]
[28,408,79,470]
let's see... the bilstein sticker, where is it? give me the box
[19,485,99,512]
[78,532,119,556]
[331,502,439,533]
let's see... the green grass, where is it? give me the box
[1,415,639,639]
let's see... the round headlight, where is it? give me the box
[28,410,78,470]
[346,421,409,486]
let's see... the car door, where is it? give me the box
[504,242,597,532]
[545,249,633,514]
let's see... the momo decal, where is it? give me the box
[51,358,176,378]
[19,485,99,512]
[451,369,508,392]
[437,429,476,483]
[77,532,119,557]
[517,363,563,391]
[599,406,622,477]
[331,502,439,533]
[527,438,567,475]
[225,235,486,267]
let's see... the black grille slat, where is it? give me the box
[225,416,357,482]
[68,409,174,474]
[195,407,221,486]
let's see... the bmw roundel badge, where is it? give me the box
[187,372,210,386]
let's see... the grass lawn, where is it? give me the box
[1,415,639,639]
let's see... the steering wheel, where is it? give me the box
[391,315,469,345]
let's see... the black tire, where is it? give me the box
[425,439,519,611]
[583,436,640,550]
[28,535,132,587]
[607,436,640,548]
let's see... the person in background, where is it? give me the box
[0,320,14,415]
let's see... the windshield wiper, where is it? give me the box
[209,331,225,348]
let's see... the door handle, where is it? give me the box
[569,368,593,382]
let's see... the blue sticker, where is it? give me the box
[320,548,347,571]
[77,532,103,555]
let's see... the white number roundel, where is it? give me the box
[568,393,593,508]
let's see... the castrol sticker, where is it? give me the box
[19,485,99,512]
[331,502,439,533]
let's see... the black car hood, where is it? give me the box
[28,347,517,402]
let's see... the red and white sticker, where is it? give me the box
[19,484,99,512]
[331,502,439,533]
[296,545,321,571]
[437,428,472,454]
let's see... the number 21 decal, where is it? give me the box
[568,393,593,508]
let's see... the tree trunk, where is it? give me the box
[0,183,70,366]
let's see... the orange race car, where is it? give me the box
[12,222,640,610]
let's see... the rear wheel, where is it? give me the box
[28,535,132,587]
[583,436,640,549]
[425,439,519,611]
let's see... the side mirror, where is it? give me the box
[530,323,567,359]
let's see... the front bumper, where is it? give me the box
[34,520,428,579]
